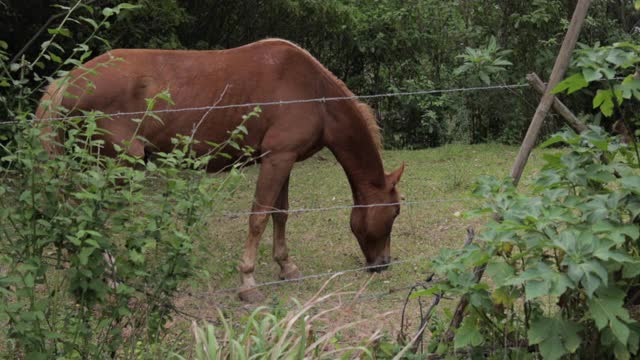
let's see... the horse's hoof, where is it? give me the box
[238,287,265,303]
[279,267,302,281]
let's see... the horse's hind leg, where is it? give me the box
[238,152,296,303]
[272,176,301,280]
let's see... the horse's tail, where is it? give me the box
[36,80,68,155]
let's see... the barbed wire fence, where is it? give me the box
[0,83,530,126]
[3,79,529,338]
[1,81,521,292]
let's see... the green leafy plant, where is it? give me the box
[0,2,256,358]
[454,36,513,85]
[0,90,256,358]
[417,128,640,359]
[554,42,640,118]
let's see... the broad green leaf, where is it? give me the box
[583,68,602,82]
[620,176,640,194]
[479,71,490,85]
[24,273,34,288]
[614,341,631,360]
[553,73,588,94]
[525,280,548,301]
[491,287,516,306]
[454,317,484,349]
[623,262,640,278]
[593,89,615,117]
[493,59,512,66]
[606,48,634,67]
[540,134,570,148]
[593,248,634,263]
[620,76,640,100]
[566,260,608,298]
[589,288,632,345]
[528,317,582,360]
[78,247,95,266]
[486,261,514,285]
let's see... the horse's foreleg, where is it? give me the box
[272,176,301,280]
[238,153,296,303]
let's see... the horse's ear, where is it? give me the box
[387,162,405,188]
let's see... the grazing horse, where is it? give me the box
[37,39,404,302]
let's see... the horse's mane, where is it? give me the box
[260,38,383,152]
[355,102,383,150]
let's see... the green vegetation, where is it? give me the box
[411,27,640,359]
[2,1,640,359]
[1,0,638,147]
[0,102,243,358]
[420,129,640,359]
[0,3,251,357]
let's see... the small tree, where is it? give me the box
[0,2,254,357]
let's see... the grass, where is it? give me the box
[172,143,554,349]
[0,142,556,357]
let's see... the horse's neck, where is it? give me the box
[325,105,386,205]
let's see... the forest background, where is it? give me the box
[1,0,638,148]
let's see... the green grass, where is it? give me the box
[175,143,554,340]
[0,143,554,355]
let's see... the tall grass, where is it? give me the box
[175,279,396,359]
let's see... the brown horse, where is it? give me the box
[37,39,404,302]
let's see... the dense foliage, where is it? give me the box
[0,3,252,357]
[421,128,640,359]
[413,21,640,359]
[3,1,640,358]
[2,0,639,148]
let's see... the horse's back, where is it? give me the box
[46,39,344,166]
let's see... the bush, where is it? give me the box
[0,91,254,358]
[420,127,640,359]
[0,3,253,357]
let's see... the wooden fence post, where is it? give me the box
[511,0,591,185]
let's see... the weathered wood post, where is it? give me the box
[511,0,591,185]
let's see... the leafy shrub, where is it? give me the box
[420,127,640,359]
[0,90,255,358]
[554,41,640,134]
[0,3,255,357]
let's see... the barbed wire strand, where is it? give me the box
[211,253,431,295]
[207,227,484,295]
[1,83,530,126]
[220,197,475,217]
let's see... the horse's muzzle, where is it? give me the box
[367,257,390,273]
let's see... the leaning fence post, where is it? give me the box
[511,0,591,186]
[526,72,588,133]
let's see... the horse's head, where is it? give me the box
[350,163,405,272]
